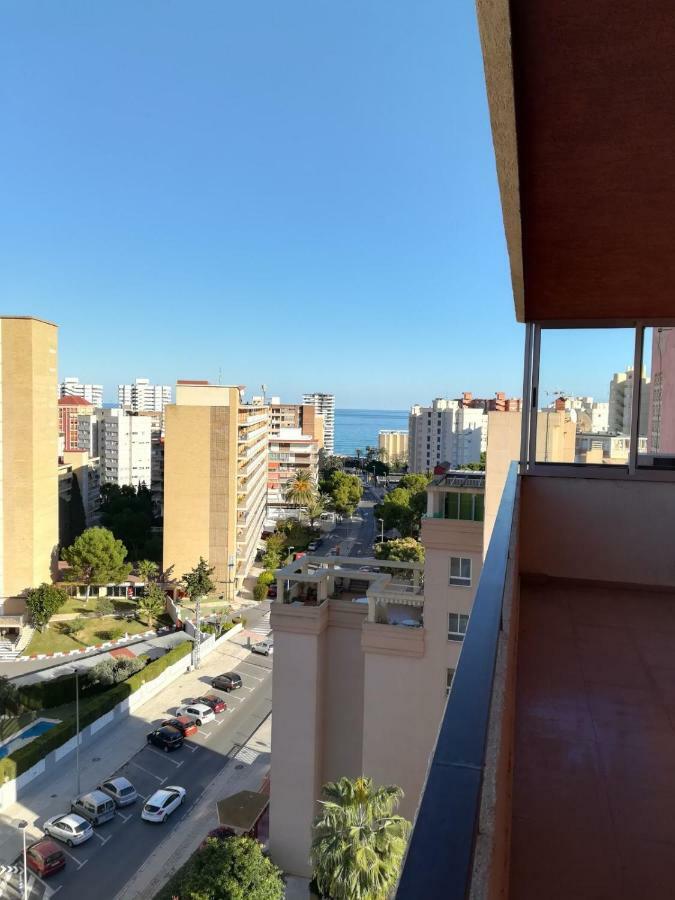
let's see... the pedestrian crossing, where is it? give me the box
[247,611,271,637]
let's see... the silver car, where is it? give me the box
[98,776,138,807]
[43,813,93,847]
[252,639,273,656]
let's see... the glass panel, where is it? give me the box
[459,493,473,520]
[638,326,675,469]
[460,558,471,579]
[535,327,634,464]
[444,493,459,520]
[473,494,485,521]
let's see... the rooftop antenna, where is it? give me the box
[261,383,267,403]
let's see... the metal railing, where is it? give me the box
[396,461,518,899]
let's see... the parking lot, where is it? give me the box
[0,650,273,900]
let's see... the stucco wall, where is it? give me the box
[520,475,675,587]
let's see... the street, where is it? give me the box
[0,622,273,900]
[324,482,382,558]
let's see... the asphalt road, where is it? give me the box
[0,649,273,900]
[322,482,381,558]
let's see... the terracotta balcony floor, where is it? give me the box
[511,581,675,900]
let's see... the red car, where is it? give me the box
[162,715,198,737]
[25,840,66,877]
[194,694,227,714]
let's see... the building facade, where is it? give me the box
[609,365,650,435]
[58,396,93,451]
[269,399,324,448]
[118,378,172,417]
[302,392,335,454]
[268,471,486,875]
[163,382,269,588]
[59,376,103,408]
[378,430,408,464]
[647,326,675,457]
[97,408,152,488]
[0,317,59,613]
[268,427,320,516]
[409,399,487,472]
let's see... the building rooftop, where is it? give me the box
[58,396,93,407]
[430,470,486,489]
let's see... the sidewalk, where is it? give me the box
[117,714,272,900]
[0,631,265,865]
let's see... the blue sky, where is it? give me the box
[0,0,527,408]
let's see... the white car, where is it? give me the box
[175,702,215,726]
[43,813,93,846]
[252,639,273,656]
[98,776,138,807]
[141,786,186,823]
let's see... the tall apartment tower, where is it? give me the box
[59,376,103,408]
[117,378,172,416]
[378,430,408,464]
[302,392,335,454]
[97,409,152,488]
[0,317,59,613]
[647,326,675,456]
[608,365,650,435]
[409,398,487,472]
[58,396,93,451]
[163,382,269,588]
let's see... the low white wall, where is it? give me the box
[0,624,242,810]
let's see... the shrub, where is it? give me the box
[94,626,124,642]
[258,571,275,586]
[253,582,268,601]
[61,617,87,638]
[95,596,115,617]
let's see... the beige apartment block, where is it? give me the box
[268,471,486,876]
[163,382,268,588]
[378,429,408,463]
[0,316,59,613]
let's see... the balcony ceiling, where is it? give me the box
[478,0,675,322]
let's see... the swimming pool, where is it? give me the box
[0,718,61,759]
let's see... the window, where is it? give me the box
[449,557,471,586]
[443,492,484,521]
[446,667,455,695]
[448,612,469,642]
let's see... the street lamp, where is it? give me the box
[65,666,81,794]
[16,818,28,900]
[377,518,384,543]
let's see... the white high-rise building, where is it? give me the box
[60,376,103,408]
[302,392,335,454]
[96,408,152,488]
[118,378,172,415]
[409,399,487,472]
[609,366,650,435]
[546,396,610,433]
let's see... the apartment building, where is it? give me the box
[268,427,320,516]
[268,470,486,875]
[547,395,609,433]
[97,408,152,488]
[302,392,335,454]
[378,430,408,464]
[608,365,650,435]
[647,326,675,457]
[576,432,648,465]
[460,391,522,412]
[59,376,103,408]
[0,317,59,615]
[397,5,675,898]
[118,378,172,417]
[58,396,93,451]
[409,398,487,472]
[163,382,268,588]
[269,398,324,447]
[58,451,102,545]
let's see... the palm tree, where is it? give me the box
[284,470,317,508]
[137,559,159,587]
[136,583,166,630]
[311,776,411,900]
[306,495,326,528]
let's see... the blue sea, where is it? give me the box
[334,408,408,457]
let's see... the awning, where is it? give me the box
[216,790,269,833]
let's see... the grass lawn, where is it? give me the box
[57,596,138,616]
[25,613,172,656]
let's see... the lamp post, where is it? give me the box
[16,818,28,900]
[378,518,384,543]
[65,666,82,795]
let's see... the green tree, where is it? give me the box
[323,471,363,518]
[311,776,411,900]
[262,534,286,570]
[374,537,425,565]
[62,527,132,602]
[138,559,159,586]
[95,595,115,617]
[0,675,21,716]
[306,495,326,527]
[284,470,317,508]
[375,475,431,538]
[163,835,283,900]
[459,451,487,471]
[137,582,166,629]
[183,557,216,601]
[62,617,87,638]
[100,483,157,561]
[25,583,67,631]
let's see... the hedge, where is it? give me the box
[0,640,193,783]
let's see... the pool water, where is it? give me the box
[0,718,60,759]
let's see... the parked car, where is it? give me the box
[142,786,186,823]
[43,814,93,847]
[162,715,198,737]
[212,672,242,692]
[307,540,320,552]
[192,694,226,714]
[98,776,138,807]
[175,702,215,726]
[70,790,115,826]
[147,725,184,752]
[24,840,66,877]
[252,639,273,657]
[267,583,277,599]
